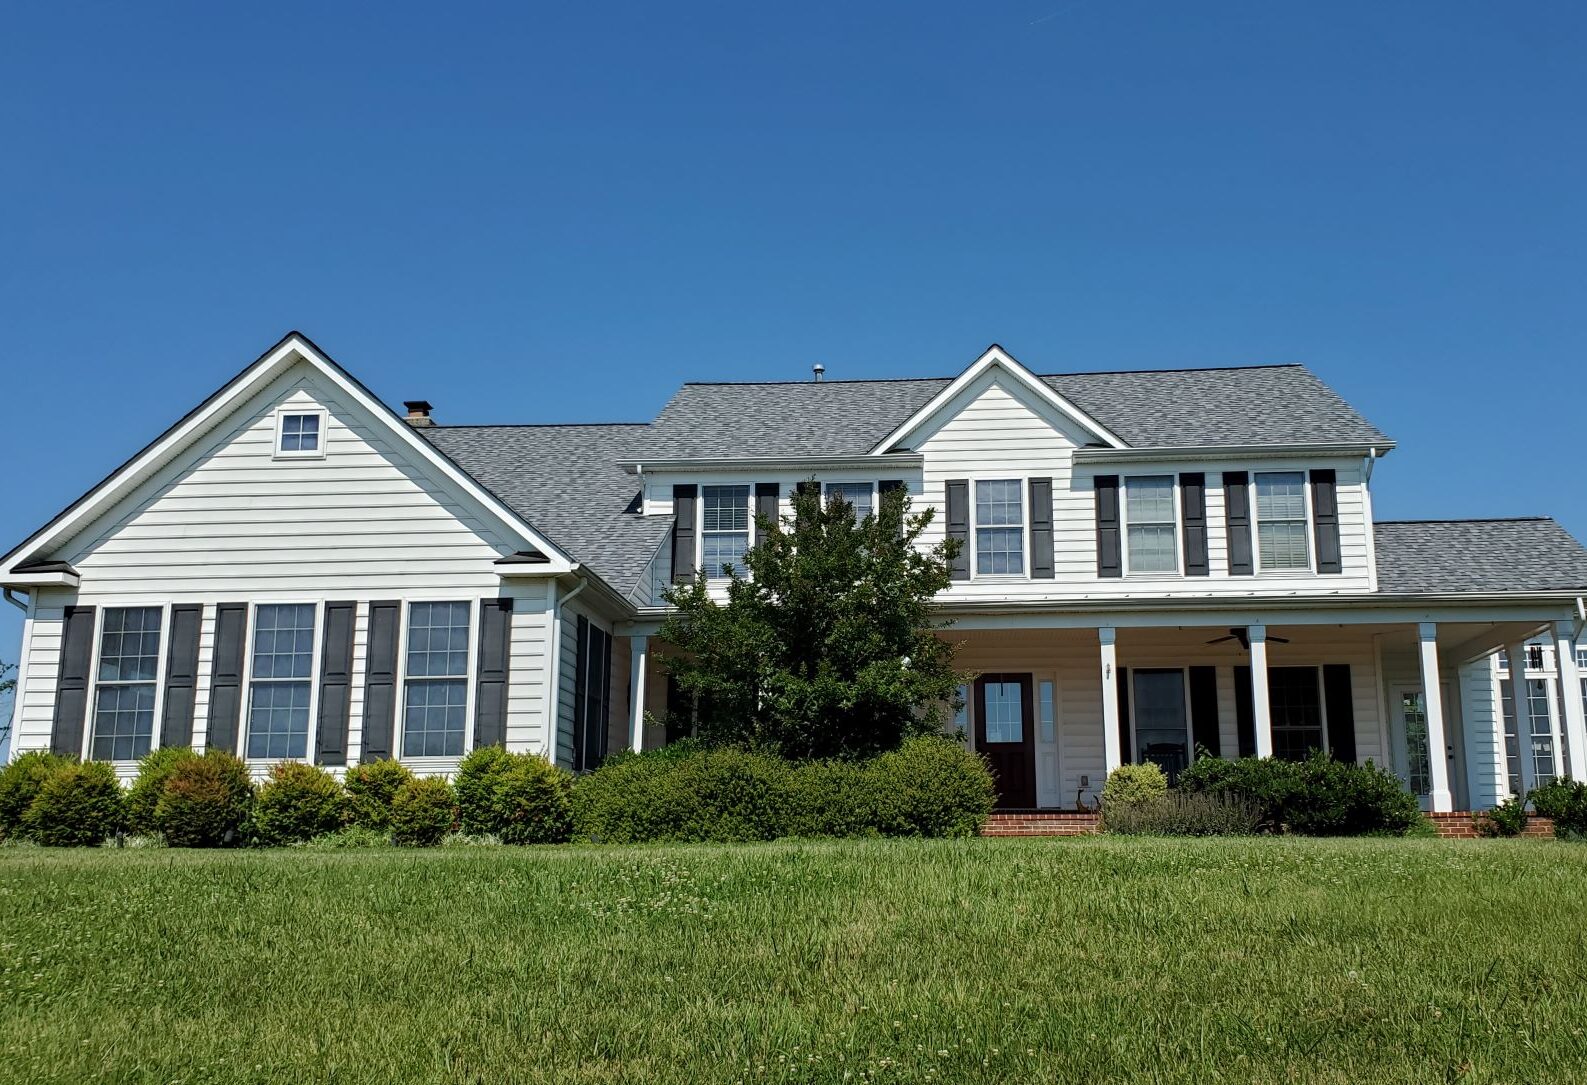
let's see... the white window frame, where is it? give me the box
[1252,470,1315,575]
[1269,663,1331,760]
[85,603,170,762]
[1126,667,1194,765]
[822,481,878,520]
[273,407,328,460]
[697,484,753,581]
[970,476,1029,579]
[1121,474,1183,577]
[242,600,323,763]
[394,598,479,762]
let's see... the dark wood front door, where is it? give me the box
[975,673,1036,809]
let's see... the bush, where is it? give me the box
[0,751,76,840]
[23,761,125,846]
[868,737,996,838]
[343,759,413,831]
[1101,763,1168,809]
[455,747,573,845]
[785,759,880,839]
[1527,779,1587,839]
[125,746,199,835]
[153,749,254,847]
[1178,753,1421,836]
[1103,790,1262,836]
[1475,796,1529,838]
[390,776,456,846]
[253,761,345,845]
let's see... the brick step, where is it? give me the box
[982,812,1101,837]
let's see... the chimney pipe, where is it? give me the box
[812,363,825,383]
[403,400,435,427]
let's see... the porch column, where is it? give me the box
[1248,625,1273,758]
[628,634,649,754]
[1555,622,1587,780]
[1099,627,1122,774]
[1418,623,1453,812]
[1506,640,1537,799]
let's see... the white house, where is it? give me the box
[4,332,1586,815]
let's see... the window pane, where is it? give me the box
[1268,667,1324,761]
[702,532,748,577]
[1126,476,1175,524]
[403,678,468,757]
[246,681,311,760]
[825,482,873,519]
[976,527,1024,575]
[974,480,1024,574]
[983,682,1023,743]
[1039,680,1056,744]
[252,604,316,679]
[1258,520,1310,571]
[1401,691,1431,796]
[280,413,320,452]
[1255,473,1307,519]
[701,486,749,532]
[97,606,162,682]
[407,602,471,678]
[975,480,1022,526]
[91,683,156,761]
[1127,524,1178,573]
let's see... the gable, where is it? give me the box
[911,368,1102,455]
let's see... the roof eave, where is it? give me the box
[1072,441,1396,464]
[624,453,925,474]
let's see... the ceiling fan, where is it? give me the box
[1205,627,1290,649]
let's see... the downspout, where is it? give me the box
[3,589,27,612]
[1362,447,1379,483]
[1574,596,1586,643]
[543,574,590,764]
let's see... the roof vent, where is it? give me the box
[403,400,435,427]
[812,363,825,382]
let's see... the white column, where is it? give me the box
[1506,641,1537,799]
[1099,627,1122,774]
[1557,622,1587,781]
[1418,623,1453,812]
[1249,625,1273,758]
[628,635,649,754]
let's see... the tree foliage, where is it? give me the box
[660,482,963,760]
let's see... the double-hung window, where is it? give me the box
[246,603,317,760]
[824,482,875,520]
[402,601,472,757]
[1124,475,1178,574]
[701,485,750,578]
[974,479,1024,575]
[91,607,162,761]
[1254,472,1310,572]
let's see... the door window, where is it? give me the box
[982,681,1024,743]
[1400,691,1431,797]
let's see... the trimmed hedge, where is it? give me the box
[343,759,414,831]
[126,746,199,835]
[254,762,344,845]
[391,777,456,846]
[153,750,255,847]
[1101,763,1168,810]
[455,747,573,845]
[571,736,995,844]
[23,761,125,846]
[0,751,76,840]
[1177,753,1421,836]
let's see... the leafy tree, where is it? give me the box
[0,659,15,750]
[660,482,963,760]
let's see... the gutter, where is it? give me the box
[623,452,924,474]
[1071,441,1396,465]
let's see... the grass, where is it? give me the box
[2,837,1586,1084]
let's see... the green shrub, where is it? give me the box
[0,751,76,840]
[1103,790,1262,836]
[867,736,996,838]
[785,759,880,839]
[1527,779,1587,839]
[1475,796,1529,838]
[1101,763,1168,809]
[343,758,413,831]
[1178,753,1420,836]
[390,776,456,846]
[153,749,254,847]
[125,746,199,835]
[295,825,391,849]
[22,761,125,846]
[455,747,573,845]
[253,761,345,845]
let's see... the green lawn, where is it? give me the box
[3,838,1586,1084]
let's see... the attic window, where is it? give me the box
[275,409,326,458]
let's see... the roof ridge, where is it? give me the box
[426,421,651,430]
[678,362,1308,388]
[1376,516,1554,525]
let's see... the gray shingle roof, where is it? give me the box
[1373,518,1587,595]
[421,424,672,598]
[636,363,1391,458]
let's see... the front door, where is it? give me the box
[975,674,1035,809]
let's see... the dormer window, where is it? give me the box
[275,409,326,458]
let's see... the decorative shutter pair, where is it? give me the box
[1094,473,1211,578]
[1231,664,1356,761]
[1222,470,1342,576]
[945,478,1055,581]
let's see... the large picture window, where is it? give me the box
[1254,472,1310,572]
[402,601,472,757]
[1124,475,1178,574]
[90,606,162,761]
[701,485,750,579]
[246,603,317,760]
[974,479,1024,575]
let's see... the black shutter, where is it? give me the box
[1323,664,1357,763]
[207,602,248,755]
[671,484,697,582]
[1095,475,1122,578]
[1188,666,1220,758]
[945,479,970,581]
[1233,665,1255,758]
[474,597,513,749]
[1180,472,1209,577]
[1028,477,1054,579]
[360,600,400,762]
[1116,666,1132,764]
[1310,469,1342,575]
[1223,472,1253,576]
[314,601,356,766]
[159,603,202,749]
[572,614,590,771]
[596,628,613,766]
[753,482,779,546]
[50,605,96,756]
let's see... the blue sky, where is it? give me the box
[2,1,1585,702]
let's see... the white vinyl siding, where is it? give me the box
[1254,472,1311,572]
[1124,476,1178,575]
